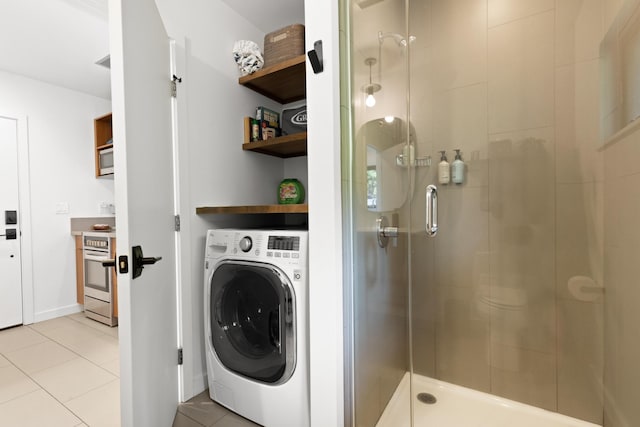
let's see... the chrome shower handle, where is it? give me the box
[426,185,438,237]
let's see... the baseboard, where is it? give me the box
[194,371,207,392]
[33,304,83,323]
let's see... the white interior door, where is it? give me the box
[109,0,178,426]
[0,117,22,329]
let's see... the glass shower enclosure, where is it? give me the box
[344,0,640,426]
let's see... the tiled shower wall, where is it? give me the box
[407,0,617,425]
[351,0,638,426]
[602,126,640,427]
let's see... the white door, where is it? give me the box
[0,117,22,329]
[109,0,178,426]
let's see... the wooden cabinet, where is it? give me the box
[94,113,113,177]
[196,55,308,216]
[75,236,84,304]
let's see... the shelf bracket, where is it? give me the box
[307,40,323,74]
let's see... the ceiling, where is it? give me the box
[220,0,304,34]
[0,0,111,99]
[0,0,305,101]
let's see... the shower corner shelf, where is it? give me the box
[196,204,309,215]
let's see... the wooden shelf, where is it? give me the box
[243,132,307,158]
[239,55,306,104]
[196,204,309,215]
[94,113,113,177]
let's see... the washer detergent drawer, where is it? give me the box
[210,261,296,385]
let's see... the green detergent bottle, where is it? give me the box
[278,178,305,204]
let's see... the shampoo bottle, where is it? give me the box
[438,150,450,184]
[452,149,465,184]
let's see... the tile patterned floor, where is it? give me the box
[0,313,120,427]
[0,313,260,427]
[173,390,260,427]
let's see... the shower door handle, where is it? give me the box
[426,185,438,237]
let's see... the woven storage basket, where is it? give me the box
[263,24,305,68]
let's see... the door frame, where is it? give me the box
[0,112,34,325]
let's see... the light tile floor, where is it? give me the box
[0,313,120,427]
[0,313,261,427]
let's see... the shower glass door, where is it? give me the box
[346,0,640,426]
[345,0,412,426]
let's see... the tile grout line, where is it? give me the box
[0,317,120,426]
[0,335,88,425]
[25,321,119,377]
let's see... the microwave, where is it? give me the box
[99,147,114,175]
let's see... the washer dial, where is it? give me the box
[239,236,253,252]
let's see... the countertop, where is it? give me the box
[70,217,116,238]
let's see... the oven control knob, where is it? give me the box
[239,236,252,252]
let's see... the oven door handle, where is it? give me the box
[101,259,116,268]
[84,253,109,262]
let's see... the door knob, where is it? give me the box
[131,245,162,279]
[0,229,17,240]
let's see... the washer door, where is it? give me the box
[210,260,296,384]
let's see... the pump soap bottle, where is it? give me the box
[452,149,465,184]
[438,151,450,185]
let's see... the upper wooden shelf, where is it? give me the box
[243,132,307,158]
[239,55,306,104]
[196,204,309,215]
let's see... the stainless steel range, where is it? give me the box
[83,232,117,326]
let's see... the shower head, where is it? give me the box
[378,31,416,47]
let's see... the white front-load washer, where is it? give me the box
[204,228,309,427]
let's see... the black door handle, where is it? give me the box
[102,259,116,267]
[0,229,17,240]
[131,245,162,279]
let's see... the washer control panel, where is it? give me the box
[206,229,307,266]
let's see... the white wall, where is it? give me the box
[154,0,306,400]
[0,70,113,321]
[154,4,343,426]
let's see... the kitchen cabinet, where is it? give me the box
[197,54,308,215]
[75,236,84,304]
[94,113,113,177]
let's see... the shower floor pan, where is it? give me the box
[376,373,601,427]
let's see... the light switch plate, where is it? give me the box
[55,202,69,214]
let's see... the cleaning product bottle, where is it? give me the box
[452,149,465,184]
[278,178,305,204]
[438,150,450,184]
